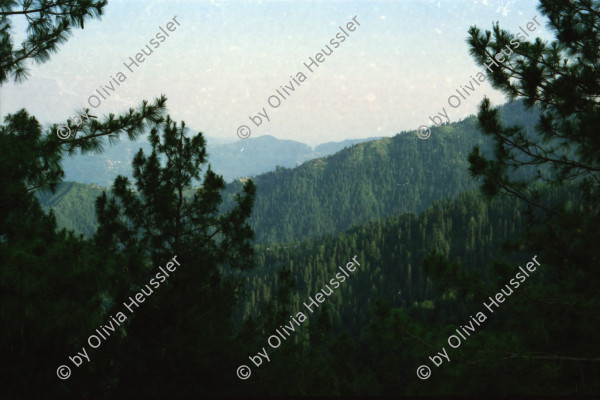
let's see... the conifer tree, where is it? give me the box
[467,0,599,209]
[429,0,600,394]
[1,2,177,396]
[363,1,599,395]
[0,0,107,84]
[94,117,256,396]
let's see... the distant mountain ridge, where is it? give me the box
[221,100,540,244]
[61,134,381,186]
[41,101,540,243]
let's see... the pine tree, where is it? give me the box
[0,2,184,396]
[94,117,256,396]
[0,1,107,84]
[467,0,599,207]
[450,0,600,394]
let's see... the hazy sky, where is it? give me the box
[2,0,553,146]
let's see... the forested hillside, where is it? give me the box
[59,133,379,186]
[206,135,380,182]
[39,101,539,243]
[233,183,586,396]
[228,126,481,244]
[225,101,539,244]
[237,189,527,334]
[5,0,599,397]
[37,182,105,237]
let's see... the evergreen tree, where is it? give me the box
[93,117,256,396]
[0,2,176,396]
[467,0,600,209]
[396,0,600,394]
[0,0,107,84]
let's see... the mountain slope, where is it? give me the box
[40,101,539,243]
[223,101,540,243]
[37,182,105,237]
[238,189,527,333]
[60,134,380,185]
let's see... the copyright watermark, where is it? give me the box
[56,365,71,380]
[237,125,251,139]
[416,364,431,380]
[56,255,180,380]
[416,255,542,381]
[56,110,96,140]
[416,125,431,140]
[236,15,361,139]
[236,365,251,379]
[239,255,361,380]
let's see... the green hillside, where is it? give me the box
[39,101,539,244]
[233,183,587,396]
[37,182,105,237]
[229,101,540,244]
[238,189,526,333]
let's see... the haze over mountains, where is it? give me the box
[36,100,545,371]
[61,134,381,186]
[41,100,538,242]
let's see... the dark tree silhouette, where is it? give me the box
[94,117,256,396]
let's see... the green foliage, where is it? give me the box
[38,182,105,237]
[467,0,600,206]
[429,0,600,394]
[3,0,599,396]
[40,100,542,242]
[0,0,107,84]
[0,106,145,397]
[240,189,526,346]
[93,116,256,396]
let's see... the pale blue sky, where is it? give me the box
[2,0,551,146]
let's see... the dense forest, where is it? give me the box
[233,184,591,396]
[38,100,540,243]
[2,0,599,398]
[58,133,379,186]
[238,189,528,333]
